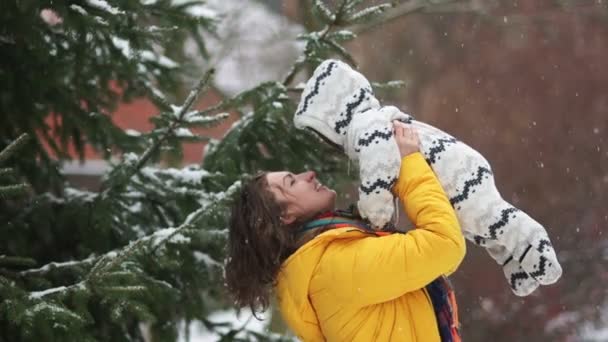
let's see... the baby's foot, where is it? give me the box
[514,236,562,285]
[503,256,540,296]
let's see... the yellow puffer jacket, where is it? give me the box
[275,153,466,341]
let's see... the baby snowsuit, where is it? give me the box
[293,59,562,296]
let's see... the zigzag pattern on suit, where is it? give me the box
[357,129,393,147]
[449,167,493,206]
[425,138,458,164]
[529,256,548,279]
[510,268,532,290]
[295,61,337,117]
[335,88,369,134]
[488,207,520,239]
[537,239,551,253]
[360,177,397,195]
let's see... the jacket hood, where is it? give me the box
[275,227,364,341]
[294,59,381,148]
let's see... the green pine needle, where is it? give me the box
[0,184,29,199]
[0,133,29,164]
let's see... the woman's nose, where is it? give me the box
[305,171,316,182]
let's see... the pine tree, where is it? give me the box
[0,0,217,192]
[0,0,453,340]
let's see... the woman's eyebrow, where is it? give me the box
[282,173,294,187]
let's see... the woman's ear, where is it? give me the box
[280,213,297,225]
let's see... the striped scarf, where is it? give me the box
[298,208,461,342]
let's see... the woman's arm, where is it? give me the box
[325,151,466,307]
[392,152,467,272]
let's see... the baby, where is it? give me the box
[294,59,562,296]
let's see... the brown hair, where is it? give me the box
[224,171,300,318]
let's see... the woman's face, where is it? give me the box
[266,171,337,225]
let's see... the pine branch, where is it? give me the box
[0,168,14,177]
[282,1,397,85]
[0,184,29,199]
[0,255,37,268]
[99,70,215,199]
[345,3,393,24]
[0,133,31,198]
[350,0,482,35]
[313,0,337,23]
[29,282,85,299]
[0,133,29,164]
[134,69,214,171]
[172,69,215,121]
[86,179,239,282]
[19,255,97,277]
[282,56,308,86]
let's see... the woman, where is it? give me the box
[225,121,466,341]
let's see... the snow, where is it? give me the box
[169,233,191,244]
[61,160,110,176]
[583,326,608,341]
[183,208,204,226]
[140,50,178,68]
[150,227,177,247]
[147,82,167,102]
[25,302,84,321]
[21,256,96,276]
[112,37,177,69]
[123,152,139,165]
[174,128,195,138]
[545,311,580,333]
[65,187,97,202]
[29,286,68,299]
[183,111,229,124]
[171,104,183,117]
[193,251,220,267]
[580,304,608,341]
[86,0,124,15]
[125,129,142,137]
[94,16,108,25]
[69,4,88,15]
[128,202,142,213]
[29,282,85,299]
[183,5,218,19]
[171,0,218,19]
[153,166,211,184]
[177,308,291,342]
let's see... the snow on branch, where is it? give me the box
[28,281,86,299]
[85,0,125,15]
[0,133,29,164]
[20,255,97,277]
[88,179,238,281]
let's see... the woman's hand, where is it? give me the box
[393,120,420,158]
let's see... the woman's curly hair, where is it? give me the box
[224,172,300,317]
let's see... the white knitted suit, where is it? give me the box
[294,59,562,296]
